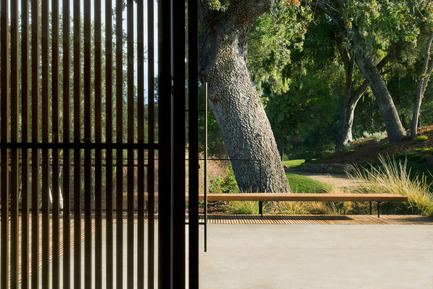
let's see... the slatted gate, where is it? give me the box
[0,0,199,288]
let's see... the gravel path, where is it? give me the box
[287,169,360,189]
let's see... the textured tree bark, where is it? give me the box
[339,101,356,146]
[337,44,356,147]
[198,0,290,193]
[411,33,433,138]
[352,28,406,143]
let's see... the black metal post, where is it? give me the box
[259,201,263,217]
[204,82,208,253]
[188,0,199,287]
[377,202,381,218]
[158,0,174,287]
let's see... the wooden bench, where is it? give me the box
[194,193,408,218]
[128,193,408,218]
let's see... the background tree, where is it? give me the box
[298,0,428,143]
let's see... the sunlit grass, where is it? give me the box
[286,173,331,194]
[227,201,259,214]
[282,159,305,169]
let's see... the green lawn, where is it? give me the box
[286,173,330,194]
[282,159,305,169]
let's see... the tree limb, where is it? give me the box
[224,0,274,29]
[300,0,347,36]
[348,52,393,106]
[198,0,218,27]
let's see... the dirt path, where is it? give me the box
[287,169,360,189]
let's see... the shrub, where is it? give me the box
[362,131,387,142]
[349,155,433,216]
[345,149,356,155]
[414,135,428,142]
[209,165,239,194]
[423,148,433,155]
[356,141,370,148]
[380,142,389,150]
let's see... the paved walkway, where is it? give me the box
[288,169,360,188]
[200,224,433,289]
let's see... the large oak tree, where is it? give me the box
[198,0,290,193]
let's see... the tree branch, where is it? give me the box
[224,0,274,29]
[420,33,433,94]
[300,0,347,36]
[348,53,392,106]
[198,0,218,27]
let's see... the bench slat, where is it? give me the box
[199,193,408,202]
[124,193,408,202]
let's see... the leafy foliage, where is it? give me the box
[248,1,312,94]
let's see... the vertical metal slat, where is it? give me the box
[1,0,9,287]
[158,0,173,286]
[188,0,199,287]
[173,0,186,286]
[204,84,208,252]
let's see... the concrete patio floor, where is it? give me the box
[200,224,433,289]
[6,215,432,288]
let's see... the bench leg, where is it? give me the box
[377,202,381,218]
[370,201,372,215]
[259,201,263,217]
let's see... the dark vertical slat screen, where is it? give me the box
[83,0,92,288]
[0,0,198,287]
[1,0,9,288]
[21,1,30,288]
[30,0,40,287]
[105,0,114,288]
[10,0,19,287]
[41,0,50,287]
[94,0,103,288]
[73,1,82,288]
[52,1,61,288]
[115,1,124,287]
[63,0,72,288]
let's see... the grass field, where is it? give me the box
[286,173,330,193]
[282,159,305,169]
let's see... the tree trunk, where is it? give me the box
[339,101,356,147]
[199,0,290,193]
[352,28,406,143]
[411,33,433,138]
[336,44,355,147]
